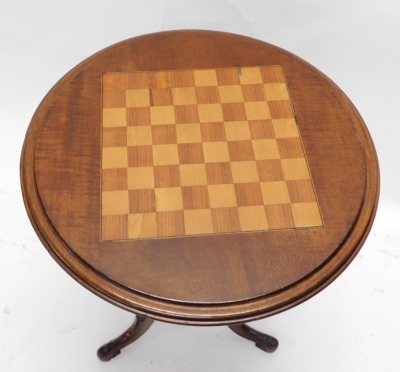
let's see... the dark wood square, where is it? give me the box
[227,140,255,161]
[195,86,221,104]
[128,145,153,167]
[182,185,210,209]
[249,120,275,139]
[234,182,263,206]
[222,103,247,121]
[200,122,226,142]
[205,162,233,184]
[151,125,177,145]
[151,88,173,106]
[174,105,200,124]
[178,143,205,164]
[154,165,181,188]
[127,107,151,126]
[129,189,156,213]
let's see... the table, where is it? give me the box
[20,30,379,361]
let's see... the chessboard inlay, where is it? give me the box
[101,66,323,241]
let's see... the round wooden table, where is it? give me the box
[21,30,379,361]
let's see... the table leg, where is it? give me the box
[228,323,279,353]
[97,315,154,361]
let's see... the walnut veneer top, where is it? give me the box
[21,31,379,325]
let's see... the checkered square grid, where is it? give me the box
[101,66,323,240]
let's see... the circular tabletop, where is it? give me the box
[21,30,379,325]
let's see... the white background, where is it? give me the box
[1,1,399,371]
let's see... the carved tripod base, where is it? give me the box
[228,323,279,353]
[97,315,154,361]
[97,315,278,361]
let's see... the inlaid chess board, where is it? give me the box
[101,66,323,241]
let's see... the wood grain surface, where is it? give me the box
[21,30,379,325]
[101,66,322,241]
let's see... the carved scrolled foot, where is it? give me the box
[97,315,154,361]
[228,323,279,353]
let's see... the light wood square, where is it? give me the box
[152,144,179,166]
[239,67,263,84]
[103,73,126,91]
[127,167,154,189]
[102,147,128,169]
[155,187,183,212]
[150,106,176,125]
[224,121,251,141]
[198,104,224,122]
[291,202,323,228]
[231,161,259,183]
[172,87,197,105]
[128,213,143,239]
[103,108,127,127]
[176,123,202,143]
[148,71,171,89]
[238,206,268,231]
[218,85,244,103]
[193,69,218,86]
[102,190,129,215]
[261,181,291,205]
[245,102,271,120]
[208,184,237,208]
[128,213,157,239]
[272,118,299,138]
[140,213,158,238]
[180,164,207,186]
[184,209,214,235]
[264,83,290,101]
[252,139,280,160]
[126,89,150,107]
[203,142,230,163]
[127,126,152,146]
[281,158,311,180]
